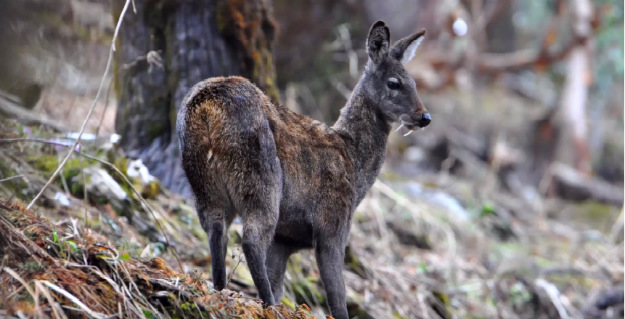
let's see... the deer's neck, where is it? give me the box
[332,81,391,206]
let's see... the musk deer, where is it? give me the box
[177,21,429,319]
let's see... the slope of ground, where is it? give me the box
[0,118,622,319]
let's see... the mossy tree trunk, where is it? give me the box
[112,0,278,196]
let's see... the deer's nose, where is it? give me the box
[419,112,431,127]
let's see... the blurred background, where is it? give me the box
[0,0,623,318]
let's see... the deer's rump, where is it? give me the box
[176,76,282,214]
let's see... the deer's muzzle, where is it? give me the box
[403,112,431,130]
[418,113,431,127]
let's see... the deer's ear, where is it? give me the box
[367,21,391,64]
[390,29,426,65]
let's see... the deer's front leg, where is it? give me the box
[315,239,348,319]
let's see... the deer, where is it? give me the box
[176,21,429,319]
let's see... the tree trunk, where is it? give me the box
[112,0,278,196]
[554,0,593,173]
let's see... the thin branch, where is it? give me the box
[26,0,132,210]
[0,175,24,183]
[226,246,243,287]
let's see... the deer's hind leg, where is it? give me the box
[233,127,282,306]
[183,145,233,291]
[237,168,281,306]
[241,208,278,306]
[196,202,232,291]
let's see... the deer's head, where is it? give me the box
[362,21,430,131]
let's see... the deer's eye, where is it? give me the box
[387,78,401,90]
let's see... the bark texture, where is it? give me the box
[113,0,277,195]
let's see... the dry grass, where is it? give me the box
[0,200,317,319]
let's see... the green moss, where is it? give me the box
[18,261,46,271]
[108,157,137,199]
[63,158,87,180]
[286,252,303,273]
[290,278,325,306]
[432,291,450,308]
[94,196,109,205]
[568,201,620,232]
[27,155,59,174]
[142,180,160,199]
[111,199,133,219]
[228,227,243,245]
[344,245,367,279]
[431,291,451,318]
[70,181,84,197]
[280,296,296,310]
[142,308,156,319]
[577,201,617,220]
[113,157,128,176]
[62,158,99,198]
[164,301,207,319]
[346,299,376,319]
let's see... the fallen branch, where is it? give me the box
[535,278,571,319]
[549,163,623,206]
[0,91,69,132]
[477,39,580,72]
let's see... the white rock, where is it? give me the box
[84,167,127,200]
[54,192,71,206]
[127,159,156,184]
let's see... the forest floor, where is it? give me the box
[0,92,623,319]
[1,0,623,317]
